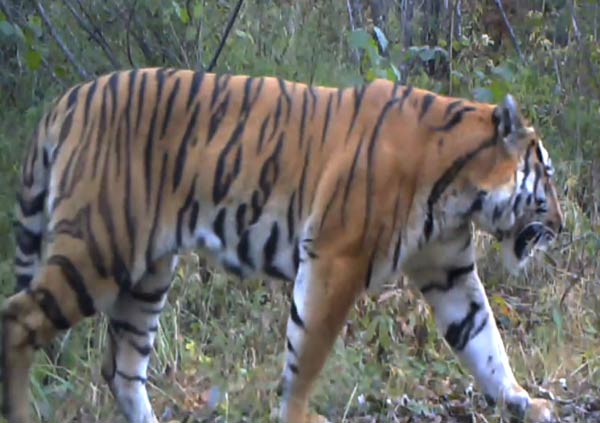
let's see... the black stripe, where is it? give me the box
[129,285,170,303]
[161,77,181,138]
[298,89,308,148]
[286,337,297,356]
[237,230,254,268]
[187,71,204,110]
[251,134,284,224]
[308,86,318,119]
[107,72,119,124]
[124,71,137,263]
[14,222,42,256]
[444,302,485,351]
[320,93,333,146]
[176,177,197,246]
[263,222,288,280]
[99,126,131,288]
[365,227,383,288]
[135,72,147,132]
[16,190,46,217]
[288,363,299,374]
[173,102,201,192]
[292,240,300,272]
[347,84,366,136]
[212,136,243,204]
[57,108,74,149]
[91,84,109,179]
[14,256,33,267]
[213,208,227,248]
[444,100,463,118]
[128,340,152,356]
[297,140,311,219]
[66,84,81,109]
[235,203,247,235]
[207,93,231,144]
[419,94,436,121]
[145,153,169,272]
[420,263,474,294]
[278,78,292,123]
[30,288,70,330]
[341,130,365,226]
[144,69,166,207]
[110,319,148,336]
[115,370,147,384]
[256,116,271,154]
[434,106,476,131]
[364,99,402,236]
[398,85,413,111]
[290,300,305,329]
[83,80,98,126]
[319,178,341,230]
[424,137,497,240]
[210,73,231,109]
[189,201,199,233]
[47,255,95,317]
[286,192,296,242]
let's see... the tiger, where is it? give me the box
[2,67,563,423]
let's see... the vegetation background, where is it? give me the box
[0,0,599,421]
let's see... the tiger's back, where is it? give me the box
[28,68,436,288]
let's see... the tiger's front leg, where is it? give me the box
[278,253,365,423]
[413,263,555,422]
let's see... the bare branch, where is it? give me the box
[126,0,138,68]
[62,0,121,69]
[492,0,525,64]
[35,1,91,79]
[207,0,244,71]
[566,0,600,96]
[346,0,361,65]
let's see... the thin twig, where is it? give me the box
[35,1,91,79]
[62,0,121,69]
[346,0,361,65]
[207,0,244,71]
[566,0,600,96]
[126,0,138,68]
[492,0,525,63]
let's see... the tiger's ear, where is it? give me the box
[493,94,529,154]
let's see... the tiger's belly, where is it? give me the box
[182,212,299,283]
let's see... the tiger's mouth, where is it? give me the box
[513,222,556,261]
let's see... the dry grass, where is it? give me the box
[5,163,598,423]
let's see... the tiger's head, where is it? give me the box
[467,94,563,273]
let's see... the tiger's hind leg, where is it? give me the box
[279,254,365,423]
[102,254,176,423]
[1,253,118,423]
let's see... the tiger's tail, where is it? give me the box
[13,109,56,292]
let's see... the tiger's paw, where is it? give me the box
[503,390,556,423]
[502,386,556,422]
[524,398,556,423]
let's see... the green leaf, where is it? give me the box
[473,87,493,103]
[25,48,42,71]
[28,15,42,38]
[348,29,371,50]
[552,305,563,342]
[172,1,189,24]
[0,21,14,38]
[192,1,203,19]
